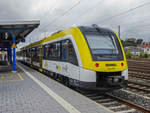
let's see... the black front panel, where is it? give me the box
[96,72,124,87]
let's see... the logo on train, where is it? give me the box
[56,65,62,71]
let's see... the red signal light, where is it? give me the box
[95,63,99,67]
[121,63,124,66]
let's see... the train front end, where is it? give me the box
[77,25,128,91]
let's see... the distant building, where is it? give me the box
[126,38,136,43]
[124,38,137,47]
[124,46,143,56]
[141,42,150,54]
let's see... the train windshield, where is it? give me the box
[86,33,123,61]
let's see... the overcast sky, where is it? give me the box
[0,0,150,48]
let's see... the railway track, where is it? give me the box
[126,80,150,97]
[129,67,150,74]
[128,59,150,83]
[127,59,150,97]
[77,90,150,113]
[127,59,150,62]
[129,72,150,83]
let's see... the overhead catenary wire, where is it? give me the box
[33,0,58,20]
[98,1,150,24]
[55,0,105,29]
[38,0,59,24]
[39,0,81,32]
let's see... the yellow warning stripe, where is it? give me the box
[17,73,24,80]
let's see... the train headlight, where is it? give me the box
[121,63,124,66]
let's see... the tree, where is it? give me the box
[139,53,143,58]
[126,49,132,58]
[144,53,148,58]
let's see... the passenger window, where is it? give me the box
[43,39,78,65]
[62,39,78,65]
[44,42,61,60]
[52,43,61,60]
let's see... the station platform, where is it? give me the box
[0,62,114,113]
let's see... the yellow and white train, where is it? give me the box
[17,25,128,91]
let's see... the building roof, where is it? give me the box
[141,45,150,48]
[0,20,40,48]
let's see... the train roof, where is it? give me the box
[78,25,113,34]
[20,25,115,50]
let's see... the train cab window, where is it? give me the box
[85,33,123,61]
[61,39,78,65]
